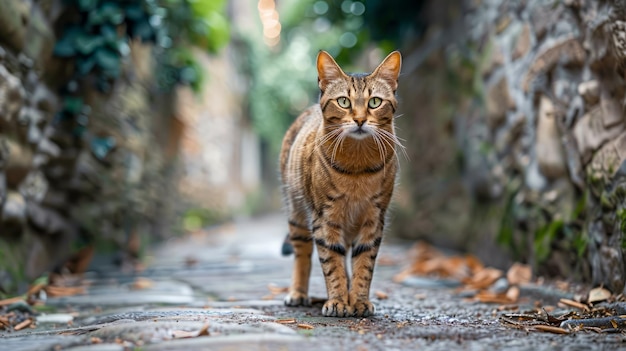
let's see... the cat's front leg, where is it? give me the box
[349,207,386,317]
[313,217,351,317]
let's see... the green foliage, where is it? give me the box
[55,0,229,92]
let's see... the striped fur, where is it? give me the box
[280,51,402,317]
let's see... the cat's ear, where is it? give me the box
[317,50,346,92]
[372,51,402,90]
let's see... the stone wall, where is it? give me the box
[0,0,179,293]
[396,0,626,291]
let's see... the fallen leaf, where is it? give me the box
[276,318,297,324]
[475,291,513,304]
[506,263,532,285]
[131,277,154,290]
[505,286,520,302]
[45,285,86,297]
[172,330,198,339]
[375,291,388,300]
[558,298,590,312]
[90,337,103,344]
[587,287,611,304]
[533,325,569,334]
[463,267,503,290]
[198,323,210,336]
[297,323,314,329]
[267,284,289,294]
[14,319,32,331]
[0,297,24,306]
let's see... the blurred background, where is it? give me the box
[0,0,625,297]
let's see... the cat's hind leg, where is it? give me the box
[284,215,313,306]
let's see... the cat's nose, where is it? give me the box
[353,117,366,127]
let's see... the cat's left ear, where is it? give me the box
[317,50,347,92]
[372,51,402,91]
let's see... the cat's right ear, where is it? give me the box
[317,50,346,92]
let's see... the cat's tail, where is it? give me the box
[281,233,294,256]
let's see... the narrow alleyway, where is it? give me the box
[1,214,625,350]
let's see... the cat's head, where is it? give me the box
[317,50,401,140]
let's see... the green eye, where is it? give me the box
[337,97,351,108]
[368,97,382,108]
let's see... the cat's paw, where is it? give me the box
[350,299,375,317]
[322,298,350,317]
[284,291,310,306]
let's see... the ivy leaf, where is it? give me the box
[54,37,77,57]
[77,56,97,75]
[94,47,120,75]
[63,96,83,115]
[75,33,104,55]
[131,19,154,41]
[78,0,97,11]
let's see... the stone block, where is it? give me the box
[513,23,531,61]
[26,201,67,235]
[3,137,33,187]
[1,190,26,227]
[577,80,600,105]
[600,89,625,128]
[0,1,30,53]
[23,6,55,71]
[573,106,625,164]
[536,96,568,179]
[0,64,25,126]
[485,74,512,128]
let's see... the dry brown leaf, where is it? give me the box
[587,287,611,304]
[198,323,210,336]
[558,298,590,312]
[131,277,154,290]
[506,263,532,285]
[506,286,520,302]
[90,337,103,344]
[0,297,24,306]
[172,330,197,339]
[14,319,32,331]
[475,291,513,304]
[27,283,46,297]
[276,318,297,324]
[45,285,86,297]
[375,291,388,300]
[464,267,503,290]
[267,284,289,294]
[533,325,570,334]
[297,323,314,329]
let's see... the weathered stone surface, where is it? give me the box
[485,74,511,128]
[0,1,29,52]
[577,80,600,105]
[512,23,531,60]
[600,89,625,128]
[4,137,33,187]
[536,96,567,179]
[1,190,26,235]
[0,64,24,125]
[23,7,55,70]
[574,106,625,165]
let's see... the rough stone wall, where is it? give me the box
[463,0,625,289]
[0,0,179,293]
[395,0,626,290]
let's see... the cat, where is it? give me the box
[279,50,402,317]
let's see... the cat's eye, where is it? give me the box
[337,97,351,108]
[368,97,382,109]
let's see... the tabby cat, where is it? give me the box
[279,50,402,317]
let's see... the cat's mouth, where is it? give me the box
[348,125,371,139]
